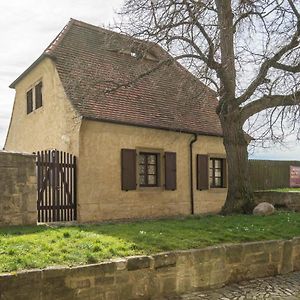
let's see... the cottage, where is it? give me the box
[5,19,227,223]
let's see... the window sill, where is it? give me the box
[137,186,164,192]
[27,106,44,116]
[208,187,227,193]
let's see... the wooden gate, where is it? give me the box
[36,150,77,222]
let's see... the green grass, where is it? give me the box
[1,212,300,273]
[261,188,300,192]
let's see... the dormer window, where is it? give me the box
[26,81,43,114]
[130,49,143,59]
[130,51,138,58]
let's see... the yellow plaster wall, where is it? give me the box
[193,136,227,214]
[77,120,227,223]
[4,57,80,155]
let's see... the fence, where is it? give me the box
[249,159,300,190]
[37,150,77,223]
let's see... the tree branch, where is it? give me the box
[241,91,300,123]
[273,62,300,73]
[288,0,300,21]
[102,54,199,93]
[183,0,217,65]
[237,25,300,104]
[233,11,262,31]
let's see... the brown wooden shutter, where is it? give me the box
[197,154,209,190]
[27,89,33,114]
[222,158,227,188]
[35,82,43,109]
[121,149,136,191]
[165,152,176,190]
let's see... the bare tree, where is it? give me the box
[117,0,300,214]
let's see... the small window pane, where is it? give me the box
[148,165,156,175]
[148,175,156,185]
[215,177,222,187]
[209,159,213,168]
[148,155,156,164]
[209,177,213,186]
[139,164,145,174]
[209,169,213,177]
[139,175,146,185]
[215,169,221,177]
[139,155,145,164]
[215,159,221,168]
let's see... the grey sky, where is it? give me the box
[0,0,123,148]
[0,0,299,159]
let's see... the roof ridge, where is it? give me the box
[68,18,156,47]
[44,18,75,55]
[70,18,113,34]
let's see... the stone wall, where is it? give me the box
[254,191,300,211]
[1,238,300,299]
[0,151,37,226]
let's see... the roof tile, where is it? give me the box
[48,19,223,136]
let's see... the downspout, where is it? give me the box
[190,133,198,215]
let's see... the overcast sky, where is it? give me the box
[0,0,299,160]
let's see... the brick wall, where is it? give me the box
[1,238,300,299]
[0,151,37,226]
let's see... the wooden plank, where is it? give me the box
[37,151,41,222]
[63,152,66,221]
[70,154,73,220]
[49,150,53,222]
[67,153,70,221]
[59,151,63,221]
[54,150,59,222]
[73,156,77,221]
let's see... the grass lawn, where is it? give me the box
[264,188,300,192]
[1,211,300,273]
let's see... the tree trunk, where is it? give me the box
[220,113,255,214]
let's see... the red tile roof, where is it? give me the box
[14,19,223,136]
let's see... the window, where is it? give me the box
[121,149,176,191]
[26,81,43,114]
[26,89,33,114]
[35,82,43,109]
[197,155,227,190]
[209,158,223,188]
[138,152,159,187]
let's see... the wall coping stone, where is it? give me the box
[0,150,36,157]
[1,238,300,299]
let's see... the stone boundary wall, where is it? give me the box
[254,191,300,211]
[0,151,37,226]
[1,238,300,299]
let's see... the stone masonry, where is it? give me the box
[0,151,37,226]
[254,191,300,211]
[1,238,300,299]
